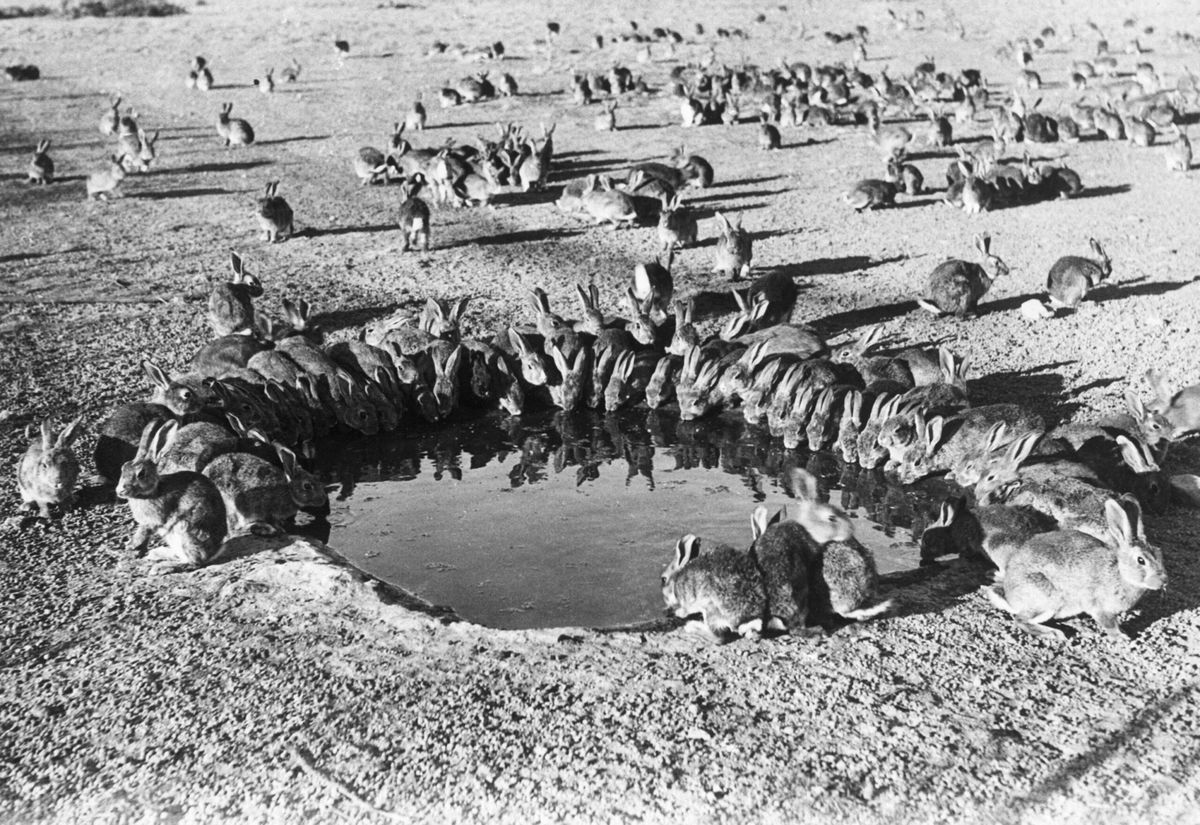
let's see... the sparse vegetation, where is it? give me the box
[61,0,186,17]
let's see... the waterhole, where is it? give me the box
[314,409,954,630]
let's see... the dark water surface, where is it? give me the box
[315,409,953,630]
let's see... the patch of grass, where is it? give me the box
[61,0,187,17]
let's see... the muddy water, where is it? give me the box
[315,410,952,630]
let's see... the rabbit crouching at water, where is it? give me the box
[662,534,771,640]
[116,420,228,569]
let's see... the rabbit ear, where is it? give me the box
[151,419,178,460]
[142,359,171,390]
[789,467,818,502]
[749,297,770,323]
[507,328,528,356]
[674,534,701,568]
[225,412,248,436]
[276,445,298,478]
[134,419,161,459]
[923,416,946,455]
[230,251,243,277]
[1089,238,1107,260]
[39,419,53,451]
[1007,431,1041,467]
[983,422,1010,454]
[750,504,778,540]
[1103,498,1134,547]
[56,416,83,448]
[1125,389,1146,420]
[452,297,470,322]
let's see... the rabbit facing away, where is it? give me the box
[86,154,128,200]
[917,233,1008,318]
[257,181,294,243]
[17,417,84,518]
[116,420,228,570]
[1144,369,1200,440]
[398,174,432,252]
[984,498,1166,641]
[208,251,263,337]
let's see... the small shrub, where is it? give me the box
[61,0,187,17]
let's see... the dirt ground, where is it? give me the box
[2,0,1200,822]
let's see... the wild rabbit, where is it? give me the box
[216,102,255,147]
[115,420,228,569]
[984,499,1166,640]
[917,233,1008,318]
[17,417,84,518]
[86,154,128,200]
[1046,238,1111,309]
[27,140,53,185]
[208,251,263,337]
[202,444,327,535]
[256,181,294,243]
[662,534,769,640]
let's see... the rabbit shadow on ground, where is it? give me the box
[969,361,1077,424]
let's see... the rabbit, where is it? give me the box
[676,351,727,421]
[202,444,326,535]
[256,181,294,243]
[673,148,714,188]
[1046,238,1111,309]
[154,420,238,474]
[1144,369,1200,440]
[817,538,892,621]
[94,403,173,484]
[354,146,388,185]
[427,344,465,418]
[1065,433,1172,514]
[544,342,586,412]
[758,113,782,150]
[572,283,607,336]
[280,58,301,83]
[134,129,159,173]
[1164,126,1192,171]
[580,175,638,228]
[843,179,897,211]
[836,389,866,464]
[806,385,853,452]
[919,496,1056,567]
[657,196,697,250]
[667,298,700,356]
[397,173,432,252]
[604,349,657,410]
[631,249,674,323]
[594,100,618,131]
[99,95,122,135]
[86,154,128,200]
[983,498,1167,640]
[644,355,680,409]
[855,395,905,468]
[917,233,1008,318]
[891,405,1045,484]
[253,67,275,94]
[208,252,263,337]
[27,139,53,185]
[116,420,228,569]
[740,358,788,425]
[748,506,813,633]
[143,360,210,417]
[216,102,255,147]
[17,417,84,518]
[406,97,427,131]
[712,211,752,279]
[787,468,854,545]
[886,156,923,196]
[780,385,819,451]
[661,534,768,640]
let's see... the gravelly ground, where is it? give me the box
[2,0,1200,822]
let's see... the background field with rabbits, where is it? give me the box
[3,0,1200,822]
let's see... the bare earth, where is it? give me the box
[3,0,1200,822]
